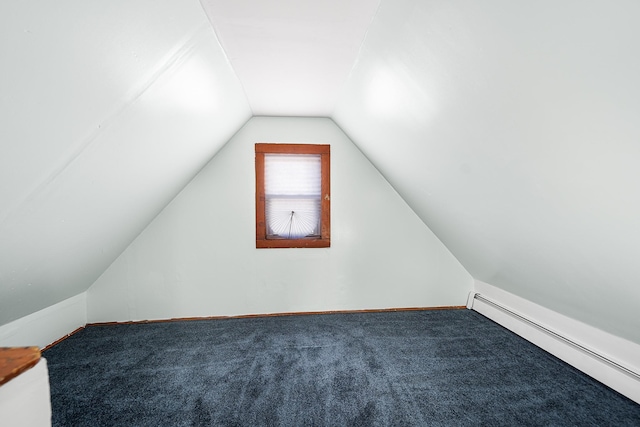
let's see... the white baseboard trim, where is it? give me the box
[469,280,640,404]
[0,293,87,349]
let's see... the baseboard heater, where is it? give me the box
[470,293,640,382]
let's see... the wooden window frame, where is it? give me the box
[255,143,330,248]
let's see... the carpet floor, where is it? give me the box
[45,309,640,426]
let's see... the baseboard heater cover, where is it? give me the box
[470,292,640,382]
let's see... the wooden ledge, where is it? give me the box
[0,347,41,386]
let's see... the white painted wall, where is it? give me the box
[0,359,51,427]
[0,293,86,349]
[87,117,472,322]
[335,0,640,344]
[0,0,251,326]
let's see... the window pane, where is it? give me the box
[264,154,321,239]
[264,154,321,197]
[265,197,320,238]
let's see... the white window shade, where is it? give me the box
[264,154,321,239]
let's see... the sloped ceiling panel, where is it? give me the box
[200,0,380,116]
[335,0,640,343]
[0,0,251,325]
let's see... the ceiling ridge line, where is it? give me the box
[331,0,383,118]
[197,0,254,116]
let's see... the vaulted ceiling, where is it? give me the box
[200,0,380,116]
[1,0,639,344]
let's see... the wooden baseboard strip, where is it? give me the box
[87,306,467,327]
[42,327,85,352]
[42,307,465,350]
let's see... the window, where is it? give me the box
[255,143,330,248]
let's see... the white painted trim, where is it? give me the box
[470,280,640,404]
[0,293,87,349]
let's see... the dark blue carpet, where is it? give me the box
[45,309,640,426]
